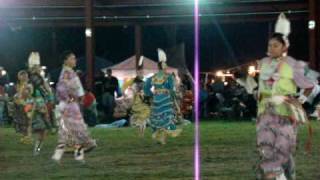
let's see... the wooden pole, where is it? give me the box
[135,25,142,68]
[165,25,177,47]
[308,0,317,69]
[316,0,320,71]
[85,0,94,90]
[51,30,57,56]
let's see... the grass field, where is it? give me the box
[0,125,194,180]
[200,120,320,180]
[0,121,319,180]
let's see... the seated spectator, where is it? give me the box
[82,89,98,127]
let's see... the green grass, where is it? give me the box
[200,120,320,180]
[0,125,194,180]
[1,121,319,179]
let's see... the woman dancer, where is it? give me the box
[52,51,96,163]
[144,49,182,145]
[256,13,318,180]
[125,56,151,137]
[27,52,54,155]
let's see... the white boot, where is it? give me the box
[52,147,65,163]
[74,148,85,163]
[276,173,287,180]
[33,140,42,156]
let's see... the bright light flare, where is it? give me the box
[194,0,201,179]
[0,70,6,76]
[215,71,223,77]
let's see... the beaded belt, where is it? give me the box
[154,89,170,95]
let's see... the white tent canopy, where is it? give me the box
[102,55,179,80]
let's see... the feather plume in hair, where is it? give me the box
[275,13,291,48]
[138,56,144,67]
[275,13,291,37]
[157,48,167,62]
[28,52,41,68]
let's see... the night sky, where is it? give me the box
[0,19,309,81]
